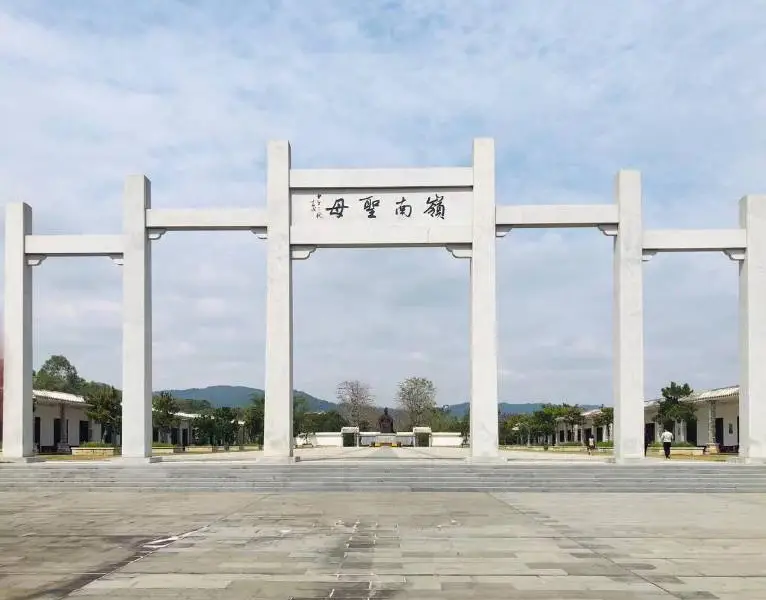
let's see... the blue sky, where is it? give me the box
[1,0,765,407]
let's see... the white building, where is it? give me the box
[21,390,196,453]
[555,385,740,451]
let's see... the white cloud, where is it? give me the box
[1,0,764,406]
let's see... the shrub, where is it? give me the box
[558,442,583,447]
[596,441,614,448]
[151,443,176,448]
[415,432,430,447]
[342,432,356,447]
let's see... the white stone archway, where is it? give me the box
[3,138,766,464]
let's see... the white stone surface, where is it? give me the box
[263,141,294,458]
[2,203,34,459]
[121,176,153,459]
[469,138,500,459]
[613,170,646,463]
[739,194,766,462]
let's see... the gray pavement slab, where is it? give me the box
[1,490,765,599]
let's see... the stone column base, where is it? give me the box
[705,443,720,455]
[464,456,508,464]
[608,456,648,464]
[258,456,301,464]
[118,456,163,464]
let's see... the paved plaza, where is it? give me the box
[2,482,766,599]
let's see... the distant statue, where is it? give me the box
[378,408,395,434]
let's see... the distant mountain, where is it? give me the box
[161,385,337,412]
[161,386,600,416]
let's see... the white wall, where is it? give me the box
[431,433,462,447]
[33,403,98,447]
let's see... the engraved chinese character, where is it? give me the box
[424,194,445,219]
[311,194,323,219]
[395,197,412,217]
[325,197,348,218]
[359,196,380,218]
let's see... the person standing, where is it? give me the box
[660,428,674,459]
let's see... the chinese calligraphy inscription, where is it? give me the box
[293,189,472,227]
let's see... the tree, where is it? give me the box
[500,413,525,445]
[192,411,217,445]
[396,377,437,427]
[33,355,85,394]
[458,408,470,445]
[427,405,460,433]
[213,407,239,446]
[85,385,122,444]
[336,380,374,427]
[312,410,348,432]
[560,403,585,442]
[244,394,264,445]
[592,405,614,434]
[152,391,179,443]
[293,395,309,438]
[530,404,561,445]
[656,381,696,430]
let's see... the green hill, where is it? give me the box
[160,386,601,416]
[161,385,336,412]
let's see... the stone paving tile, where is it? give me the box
[2,490,766,598]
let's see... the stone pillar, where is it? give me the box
[121,176,153,460]
[469,138,500,460]
[706,400,718,453]
[613,170,646,463]
[2,203,34,460]
[263,141,294,459]
[738,195,766,463]
[58,404,69,450]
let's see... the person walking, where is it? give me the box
[660,428,674,459]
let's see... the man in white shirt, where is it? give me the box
[660,428,674,459]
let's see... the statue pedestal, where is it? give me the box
[375,434,397,447]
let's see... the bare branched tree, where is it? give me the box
[336,380,374,427]
[396,377,437,428]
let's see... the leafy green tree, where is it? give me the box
[592,405,614,434]
[656,382,696,430]
[293,395,309,438]
[560,403,585,442]
[192,411,216,445]
[459,409,470,445]
[531,404,561,444]
[312,410,348,432]
[213,407,239,446]
[516,413,535,445]
[427,405,458,432]
[244,394,265,445]
[152,391,179,443]
[500,413,525,445]
[33,355,85,394]
[85,385,122,443]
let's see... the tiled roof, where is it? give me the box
[33,389,87,405]
[644,385,739,408]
